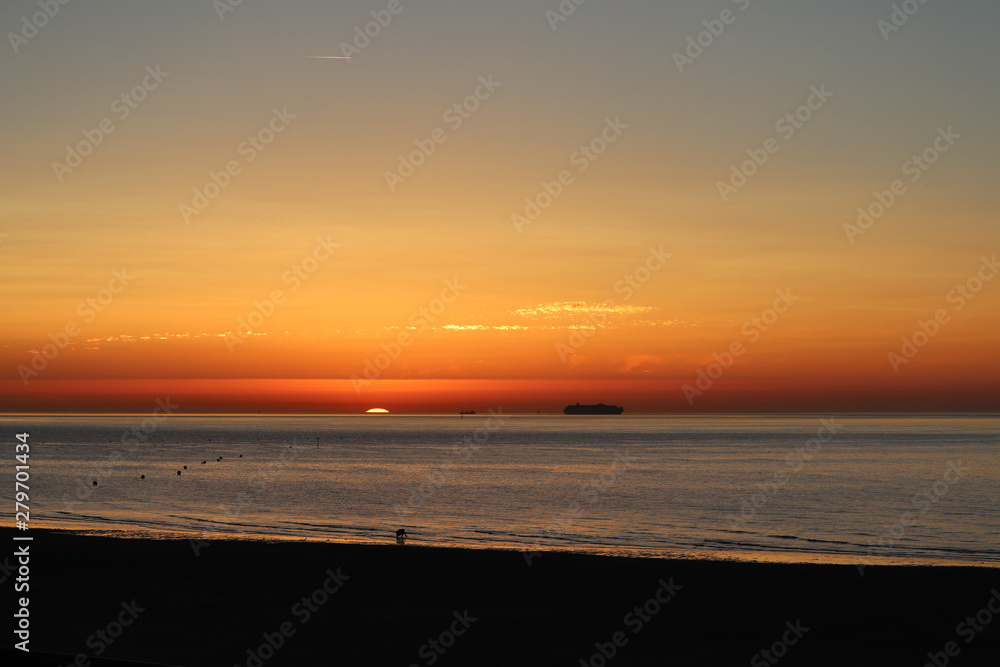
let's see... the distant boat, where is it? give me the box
[459,410,476,415]
[563,403,624,415]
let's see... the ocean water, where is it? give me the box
[5,413,999,567]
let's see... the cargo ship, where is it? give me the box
[563,403,624,415]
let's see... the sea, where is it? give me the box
[6,413,999,568]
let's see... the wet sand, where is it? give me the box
[3,528,998,666]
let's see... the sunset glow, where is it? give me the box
[2,2,998,413]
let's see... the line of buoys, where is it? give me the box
[132,449,245,482]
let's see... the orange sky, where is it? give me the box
[2,2,998,413]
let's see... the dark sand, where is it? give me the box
[3,528,998,666]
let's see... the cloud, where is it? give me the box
[509,301,658,319]
[619,355,664,373]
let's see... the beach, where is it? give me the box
[4,528,998,666]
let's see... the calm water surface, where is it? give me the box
[5,414,998,567]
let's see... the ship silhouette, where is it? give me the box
[563,403,624,415]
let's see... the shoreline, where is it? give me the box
[28,521,1000,571]
[6,528,999,666]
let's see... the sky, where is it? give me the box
[2,0,998,413]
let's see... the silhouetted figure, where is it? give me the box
[177,470,181,475]
[92,480,97,486]
[202,460,206,464]
[395,528,408,540]
[183,465,187,469]
[140,475,145,479]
